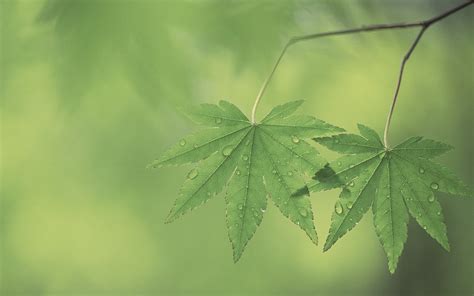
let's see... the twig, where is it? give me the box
[383,26,427,148]
[250,1,473,147]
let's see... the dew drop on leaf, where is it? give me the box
[349,181,355,187]
[236,169,241,176]
[334,139,340,144]
[179,139,187,146]
[430,182,439,190]
[287,171,293,176]
[222,145,233,156]
[419,167,425,174]
[215,118,222,124]
[428,195,435,202]
[347,201,353,209]
[299,208,307,217]
[291,135,300,144]
[242,154,249,161]
[335,201,343,215]
[238,204,243,210]
[337,161,342,167]
[272,169,277,174]
[187,168,199,180]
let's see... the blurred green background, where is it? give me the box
[1,0,473,295]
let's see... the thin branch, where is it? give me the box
[383,27,427,148]
[250,0,473,129]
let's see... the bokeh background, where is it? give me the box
[1,0,473,295]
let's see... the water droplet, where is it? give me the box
[428,195,435,203]
[337,161,342,167]
[349,181,355,187]
[272,169,277,174]
[349,164,354,168]
[437,211,441,216]
[347,201,353,209]
[236,169,241,176]
[419,167,425,174]
[222,145,233,156]
[239,213,243,218]
[215,118,222,124]
[287,171,293,176]
[335,201,343,215]
[261,208,266,213]
[430,182,439,190]
[187,168,199,180]
[291,135,300,144]
[179,139,186,146]
[334,139,340,144]
[299,209,307,217]
[423,225,427,230]
[242,154,249,161]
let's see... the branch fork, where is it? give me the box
[250,0,473,148]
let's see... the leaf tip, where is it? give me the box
[322,241,332,252]
[232,250,243,263]
[147,160,161,169]
[164,210,180,224]
[388,266,396,274]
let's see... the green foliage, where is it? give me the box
[151,100,343,261]
[306,124,473,273]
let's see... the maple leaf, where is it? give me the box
[150,100,343,261]
[305,124,473,273]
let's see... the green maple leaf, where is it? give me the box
[150,100,343,261]
[305,124,473,273]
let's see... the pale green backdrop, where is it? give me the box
[1,0,473,295]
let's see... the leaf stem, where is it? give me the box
[383,26,427,148]
[250,0,473,133]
